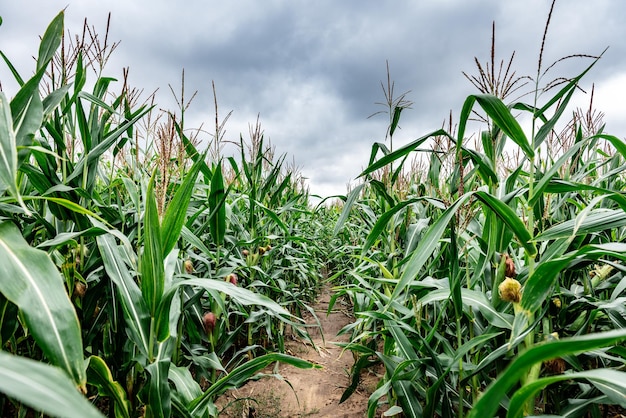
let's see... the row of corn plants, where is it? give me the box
[0,11,335,417]
[333,6,626,417]
[4,5,626,418]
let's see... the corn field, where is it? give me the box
[2,8,626,418]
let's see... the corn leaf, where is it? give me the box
[474,191,536,257]
[0,222,85,387]
[528,139,587,206]
[363,197,425,255]
[96,233,151,357]
[209,161,226,246]
[143,340,174,418]
[0,92,28,212]
[65,105,151,184]
[419,288,513,329]
[333,182,366,236]
[189,353,319,415]
[507,369,626,418]
[0,351,103,418]
[468,328,626,418]
[391,194,471,301]
[86,356,131,418]
[535,209,626,241]
[360,129,448,177]
[141,173,164,317]
[522,243,626,314]
[161,158,202,257]
[36,11,64,70]
[460,94,533,158]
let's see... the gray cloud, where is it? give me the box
[2,0,626,197]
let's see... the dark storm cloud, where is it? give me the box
[2,0,626,197]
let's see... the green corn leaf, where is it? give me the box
[256,200,289,234]
[36,227,107,250]
[333,182,366,236]
[468,329,626,418]
[169,366,203,406]
[377,352,424,418]
[172,117,213,179]
[25,195,107,223]
[0,92,28,213]
[531,52,603,149]
[65,105,151,185]
[389,105,403,138]
[189,353,319,415]
[363,197,429,255]
[171,397,197,418]
[13,79,43,149]
[209,161,226,246]
[0,50,24,86]
[86,356,131,418]
[457,94,475,149]
[368,380,393,418]
[259,155,286,201]
[404,218,430,256]
[155,275,298,343]
[360,129,448,177]
[521,243,626,314]
[161,158,202,257]
[10,12,63,151]
[36,11,64,70]
[386,322,419,361]
[180,226,212,257]
[178,277,292,317]
[594,133,626,160]
[391,194,472,301]
[462,147,498,185]
[477,95,532,157]
[544,182,626,212]
[561,396,609,417]
[536,208,626,241]
[0,351,103,418]
[474,191,536,257]
[96,233,151,357]
[141,172,164,317]
[532,84,578,150]
[507,369,626,418]
[74,94,91,151]
[42,84,71,117]
[528,139,587,206]
[0,222,85,388]
[460,94,533,158]
[169,366,213,418]
[77,90,116,113]
[143,340,174,418]
[419,288,513,329]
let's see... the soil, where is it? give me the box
[217,285,382,418]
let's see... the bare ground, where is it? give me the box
[218,285,381,417]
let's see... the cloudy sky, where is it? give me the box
[1,1,625,197]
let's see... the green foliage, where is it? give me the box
[0,351,104,418]
[332,12,626,418]
[2,6,626,418]
[0,11,326,417]
[0,221,87,390]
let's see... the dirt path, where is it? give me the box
[218,285,378,417]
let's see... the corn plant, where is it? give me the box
[334,5,626,416]
[0,11,321,417]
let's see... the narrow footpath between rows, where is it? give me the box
[219,284,380,417]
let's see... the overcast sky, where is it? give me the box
[2,1,625,197]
